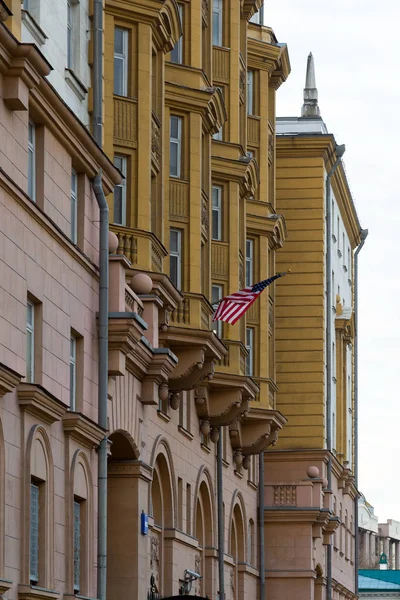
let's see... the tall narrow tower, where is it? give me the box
[301,52,320,117]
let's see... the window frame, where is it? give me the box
[247,70,254,116]
[28,121,36,202]
[212,284,223,339]
[67,0,72,69]
[29,481,40,584]
[73,498,81,592]
[212,185,222,241]
[26,301,35,383]
[114,27,129,97]
[113,155,127,226]
[212,0,223,46]
[170,228,182,290]
[170,3,183,64]
[245,239,254,287]
[71,169,78,243]
[245,327,254,376]
[70,335,77,411]
[169,115,183,178]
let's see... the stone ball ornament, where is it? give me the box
[307,465,320,479]
[108,230,119,254]
[131,273,153,294]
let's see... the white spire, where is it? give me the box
[301,52,320,118]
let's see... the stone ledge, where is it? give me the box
[0,578,12,595]
[0,362,23,397]
[62,412,105,449]
[17,383,66,425]
[18,584,59,600]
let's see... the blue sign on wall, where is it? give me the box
[141,511,149,535]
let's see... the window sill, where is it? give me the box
[157,409,170,423]
[18,584,59,600]
[62,411,105,449]
[21,10,47,46]
[247,480,258,491]
[201,442,211,454]
[222,459,229,468]
[65,69,88,101]
[64,594,98,600]
[0,579,12,595]
[178,425,193,441]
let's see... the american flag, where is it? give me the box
[212,273,286,325]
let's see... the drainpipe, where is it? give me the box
[217,428,225,600]
[92,174,109,600]
[259,451,265,600]
[93,0,103,146]
[354,228,368,595]
[325,144,345,600]
[92,0,107,598]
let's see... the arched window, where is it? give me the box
[25,425,54,589]
[70,450,94,597]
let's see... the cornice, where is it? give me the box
[277,135,361,247]
[106,0,181,53]
[241,0,263,20]
[62,412,105,449]
[165,81,227,135]
[246,201,287,247]
[212,153,259,198]
[0,362,23,397]
[17,383,67,425]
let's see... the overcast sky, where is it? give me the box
[267,0,400,522]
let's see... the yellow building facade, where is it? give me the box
[262,60,365,600]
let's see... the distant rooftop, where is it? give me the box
[359,570,400,591]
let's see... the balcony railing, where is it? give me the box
[212,46,230,81]
[110,224,167,272]
[247,115,260,147]
[114,96,137,147]
[169,292,213,331]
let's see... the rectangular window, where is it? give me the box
[246,327,254,376]
[213,87,224,140]
[28,121,36,202]
[71,169,78,243]
[246,239,254,287]
[179,391,190,432]
[186,483,191,535]
[212,284,223,338]
[212,185,222,240]
[170,228,182,290]
[212,0,223,46]
[113,155,127,226]
[73,500,81,592]
[114,27,128,96]
[170,115,182,178]
[348,247,351,275]
[70,336,76,410]
[26,301,35,383]
[170,4,183,64]
[67,0,72,69]
[247,70,254,115]
[30,482,39,583]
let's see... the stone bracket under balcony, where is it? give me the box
[229,408,287,456]
[140,345,178,406]
[160,327,226,392]
[107,312,147,376]
[195,373,257,428]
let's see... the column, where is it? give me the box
[389,539,394,569]
[396,541,400,570]
[384,537,390,560]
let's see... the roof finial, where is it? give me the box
[301,52,320,117]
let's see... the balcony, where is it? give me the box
[195,373,258,428]
[217,340,248,376]
[211,241,229,280]
[229,407,286,456]
[110,224,168,273]
[159,292,226,392]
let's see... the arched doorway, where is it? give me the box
[107,430,140,600]
[230,504,245,600]
[149,452,175,596]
